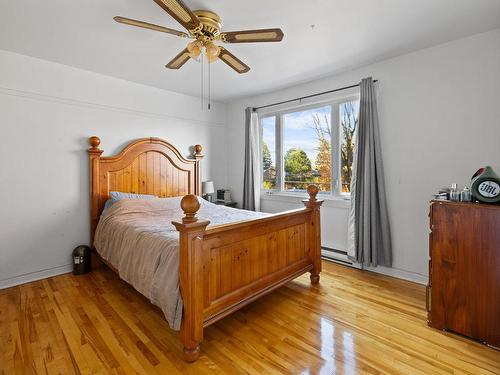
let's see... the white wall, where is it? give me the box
[0,50,227,288]
[226,29,500,283]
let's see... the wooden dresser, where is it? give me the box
[428,200,500,348]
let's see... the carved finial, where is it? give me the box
[302,185,323,209]
[194,144,203,160]
[307,185,319,202]
[181,194,200,223]
[89,136,101,150]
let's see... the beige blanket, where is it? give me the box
[94,197,267,330]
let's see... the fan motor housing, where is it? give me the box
[193,10,221,38]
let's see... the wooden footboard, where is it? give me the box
[172,186,323,362]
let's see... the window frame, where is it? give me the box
[259,93,360,199]
[260,115,279,190]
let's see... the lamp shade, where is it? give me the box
[202,181,215,195]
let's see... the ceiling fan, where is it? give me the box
[114,0,284,74]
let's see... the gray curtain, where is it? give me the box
[243,108,254,210]
[351,77,392,267]
[242,107,260,211]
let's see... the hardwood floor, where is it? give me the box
[1,261,499,374]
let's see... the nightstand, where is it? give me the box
[214,201,237,208]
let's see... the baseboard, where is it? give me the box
[322,248,428,285]
[364,265,428,285]
[0,264,72,290]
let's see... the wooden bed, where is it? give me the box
[88,136,323,362]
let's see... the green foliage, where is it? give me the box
[263,180,275,190]
[262,142,276,189]
[284,148,312,177]
[262,143,273,171]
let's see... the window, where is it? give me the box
[283,106,332,192]
[261,116,277,189]
[260,96,359,197]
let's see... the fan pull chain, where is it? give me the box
[200,53,204,110]
[208,59,211,110]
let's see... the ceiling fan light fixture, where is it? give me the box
[187,40,202,58]
[206,53,219,63]
[205,41,220,62]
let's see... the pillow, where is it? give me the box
[109,191,156,201]
[103,191,157,211]
[103,199,114,211]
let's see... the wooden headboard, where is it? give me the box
[87,136,203,240]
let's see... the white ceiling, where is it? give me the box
[1,1,499,101]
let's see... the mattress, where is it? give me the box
[93,196,267,330]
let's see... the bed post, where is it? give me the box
[172,195,210,362]
[88,136,103,243]
[193,144,203,196]
[302,185,323,284]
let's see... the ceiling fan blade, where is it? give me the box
[219,48,250,74]
[165,48,191,69]
[113,16,189,37]
[153,0,201,32]
[221,28,284,43]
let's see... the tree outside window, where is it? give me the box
[340,101,359,192]
[262,116,276,189]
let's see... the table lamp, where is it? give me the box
[202,181,215,202]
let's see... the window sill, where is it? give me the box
[261,191,350,209]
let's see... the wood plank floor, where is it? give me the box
[1,261,499,375]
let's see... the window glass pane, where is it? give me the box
[261,116,276,189]
[340,100,359,193]
[283,106,332,193]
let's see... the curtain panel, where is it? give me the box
[242,108,261,211]
[348,78,392,267]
